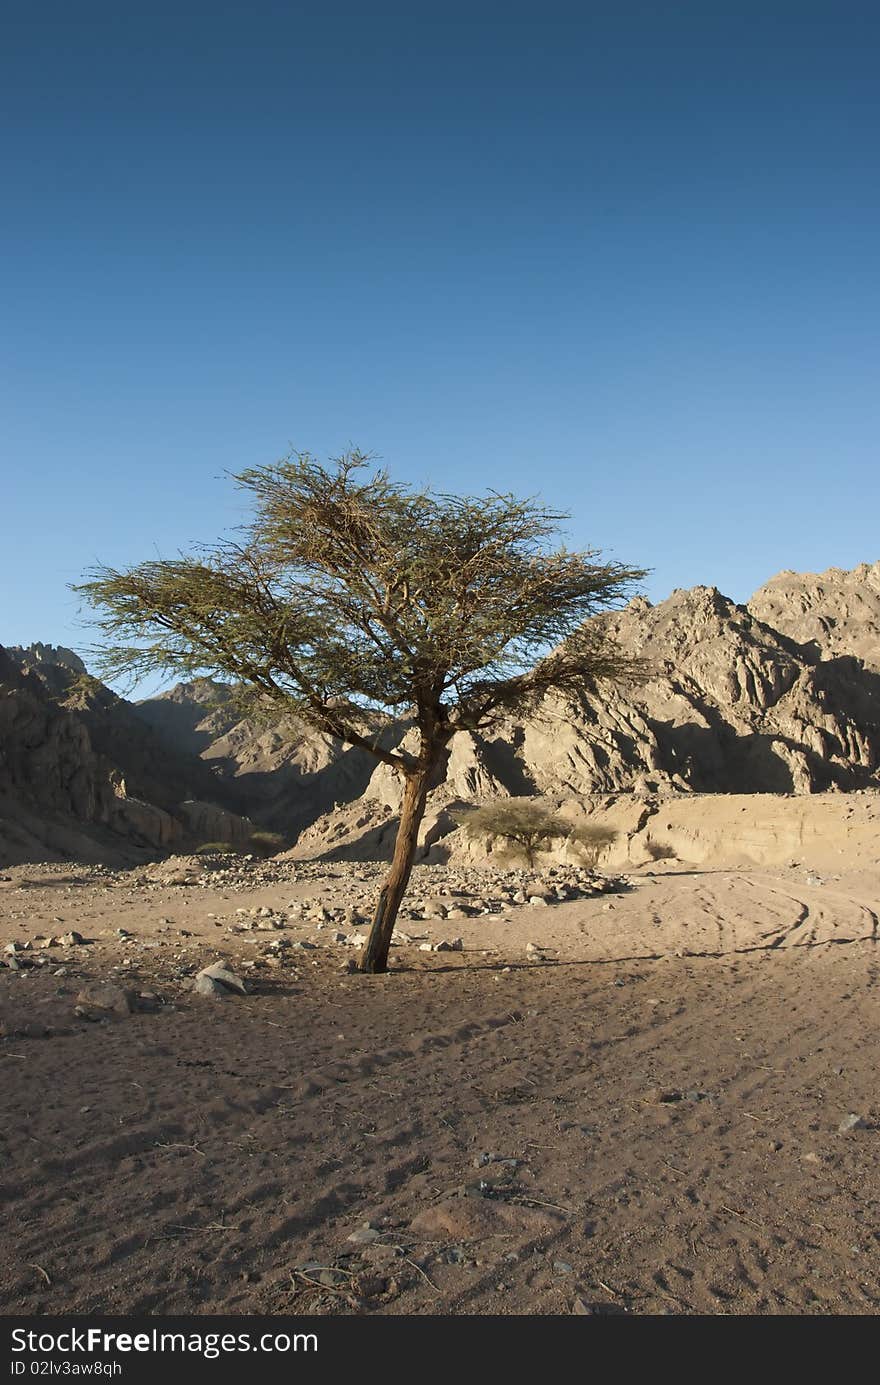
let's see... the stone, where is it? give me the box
[838,1113,867,1132]
[409,1197,563,1240]
[572,1297,624,1315]
[75,983,136,1016]
[346,1226,382,1246]
[193,974,233,998]
[193,962,249,996]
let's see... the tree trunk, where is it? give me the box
[360,766,433,974]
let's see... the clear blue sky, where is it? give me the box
[2,1,878,692]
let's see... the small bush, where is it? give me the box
[645,839,676,862]
[568,822,618,866]
[248,830,286,859]
[454,799,617,867]
[453,800,568,866]
[194,841,237,855]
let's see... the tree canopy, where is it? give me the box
[75,450,648,970]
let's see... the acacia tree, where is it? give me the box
[75,451,646,973]
[455,800,570,866]
[455,801,618,867]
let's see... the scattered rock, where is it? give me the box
[350,1271,387,1299]
[573,1297,625,1315]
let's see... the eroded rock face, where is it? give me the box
[0,649,252,865]
[0,648,113,831]
[748,561,880,670]
[4,562,880,865]
[361,582,880,807]
[177,800,255,849]
[516,583,880,797]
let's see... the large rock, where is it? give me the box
[75,983,137,1017]
[193,962,249,997]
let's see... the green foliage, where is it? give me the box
[194,842,237,855]
[455,800,571,865]
[456,801,617,867]
[73,450,647,770]
[73,451,646,974]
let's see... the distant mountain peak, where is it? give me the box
[7,642,87,675]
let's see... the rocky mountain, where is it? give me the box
[749,561,880,670]
[0,646,255,865]
[167,570,880,809]
[297,576,880,858]
[7,648,237,816]
[136,682,390,837]
[485,582,880,799]
[3,561,879,864]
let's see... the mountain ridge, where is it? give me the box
[2,560,878,864]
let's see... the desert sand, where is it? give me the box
[2,827,879,1317]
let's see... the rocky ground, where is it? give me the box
[2,851,879,1316]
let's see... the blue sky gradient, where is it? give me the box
[2,2,878,691]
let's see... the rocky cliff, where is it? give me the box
[190,571,880,833]
[0,646,254,865]
[749,561,880,670]
[4,561,879,863]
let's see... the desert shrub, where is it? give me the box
[568,822,618,866]
[194,841,237,855]
[248,830,286,859]
[454,800,573,866]
[645,839,676,861]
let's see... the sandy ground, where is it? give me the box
[1,856,879,1317]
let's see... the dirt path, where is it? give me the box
[1,863,879,1316]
